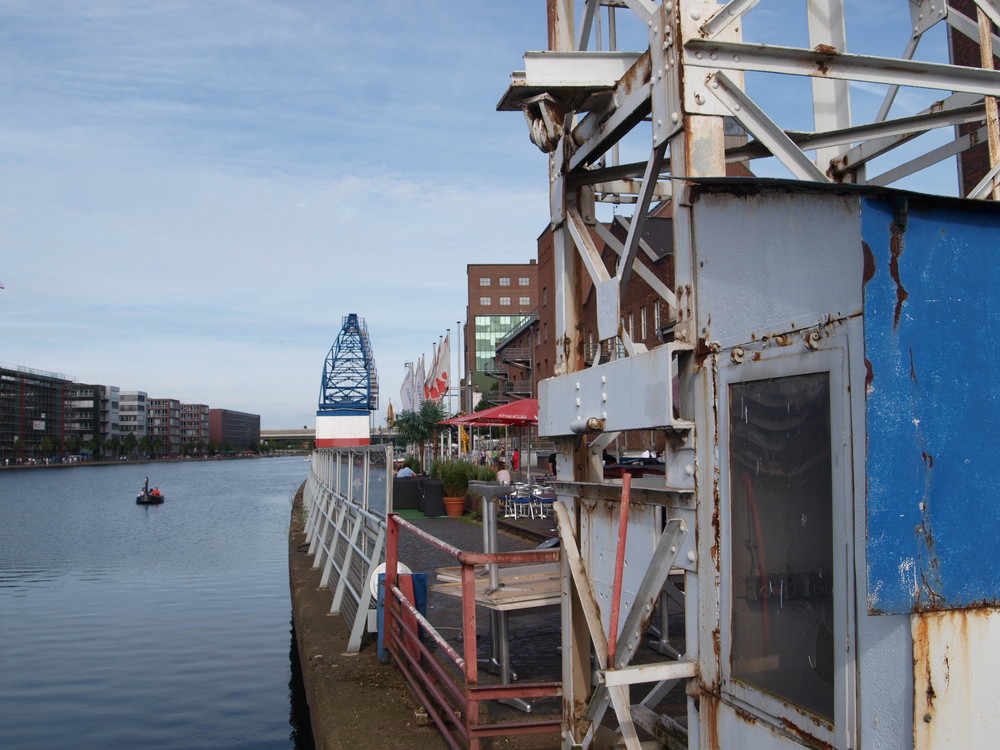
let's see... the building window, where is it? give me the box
[654,299,661,331]
[641,307,647,339]
[499,277,511,287]
[519,277,530,286]
[480,296,492,306]
[499,296,511,306]
[519,296,531,306]
[479,277,491,287]
[627,313,634,338]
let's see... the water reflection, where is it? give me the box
[0,458,308,750]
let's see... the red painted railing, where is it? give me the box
[384,514,562,750]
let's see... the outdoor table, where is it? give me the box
[430,481,560,712]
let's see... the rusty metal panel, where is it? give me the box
[864,196,1000,613]
[913,608,1000,749]
[580,500,659,635]
[690,189,862,351]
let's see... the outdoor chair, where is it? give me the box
[507,483,536,519]
[532,486,556,518]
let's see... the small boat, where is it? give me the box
[136,477,165,505]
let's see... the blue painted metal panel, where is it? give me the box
[864,196,1000,614]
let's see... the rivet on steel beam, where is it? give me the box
[671,112,679,123]
[733,55,741,63]
[695,93,704,105]
[710,52,717,61]
[690,8,702,21]
[732,347,745,363]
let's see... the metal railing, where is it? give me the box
[303,445,393,652]
[383,514,561,750]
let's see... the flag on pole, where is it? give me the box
[426,334,450,401]
[415,355,426,409]
[400,363,416,412]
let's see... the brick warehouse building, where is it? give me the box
[464,261,539,409]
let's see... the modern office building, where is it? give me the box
[179,403,210,448]
[1,364,71,459]
[99,385,121,444]
[147,398,181,456]
[119,391,148,439]
[65,384,101,445]
[209,408,260,449]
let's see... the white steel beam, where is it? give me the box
[807,0,852,166]
[602,659,698,687]
[594,220,678,311]
[709,71,830,181]
[701,0,762,39]
[684,39,1000,97]
[523,50,643,87]
[617,142,668,290]
[870,126,987,187]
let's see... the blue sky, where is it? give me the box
[0,2,960,429]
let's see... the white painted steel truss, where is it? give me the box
[500,2,1000,748]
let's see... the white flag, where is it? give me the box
[427,334,450,401]
[415,355,426,409]
[400,363,416,412]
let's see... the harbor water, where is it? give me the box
[0,456,312,750]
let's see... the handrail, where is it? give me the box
[384,513,561,750]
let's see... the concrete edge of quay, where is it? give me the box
[288,483,447,750]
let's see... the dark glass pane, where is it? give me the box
[729,373,834,720]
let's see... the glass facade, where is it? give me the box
[474,314,531,370]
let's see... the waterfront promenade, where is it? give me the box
[288,486,561,749]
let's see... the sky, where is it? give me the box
[0,2,960,429]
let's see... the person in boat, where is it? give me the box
[150,487,162,498]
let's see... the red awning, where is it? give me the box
[438,398,538,427]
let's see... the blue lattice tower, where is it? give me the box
[316,313,378,447]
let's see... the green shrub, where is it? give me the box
[440,460,474,497]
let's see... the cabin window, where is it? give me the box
[728,372,834,721]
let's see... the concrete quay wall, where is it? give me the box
[288,485,446,750]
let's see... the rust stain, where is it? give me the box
[913,614,935,718]
[779,719,835,750]
[865,358,873,390]
[909,348,918,384]
[922,452,934,469]
[701,690,720,750]
[889,221,909,330]
[862,240,876,285]
[813,45,838,77]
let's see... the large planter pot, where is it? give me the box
[443,496,466,518]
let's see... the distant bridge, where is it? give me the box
[261,428,314,442]
[262,428,397,443]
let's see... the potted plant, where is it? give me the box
[440,461,470,517]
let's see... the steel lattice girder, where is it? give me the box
[319,313,378,412]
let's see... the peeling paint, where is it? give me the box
[888,220,909,330]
